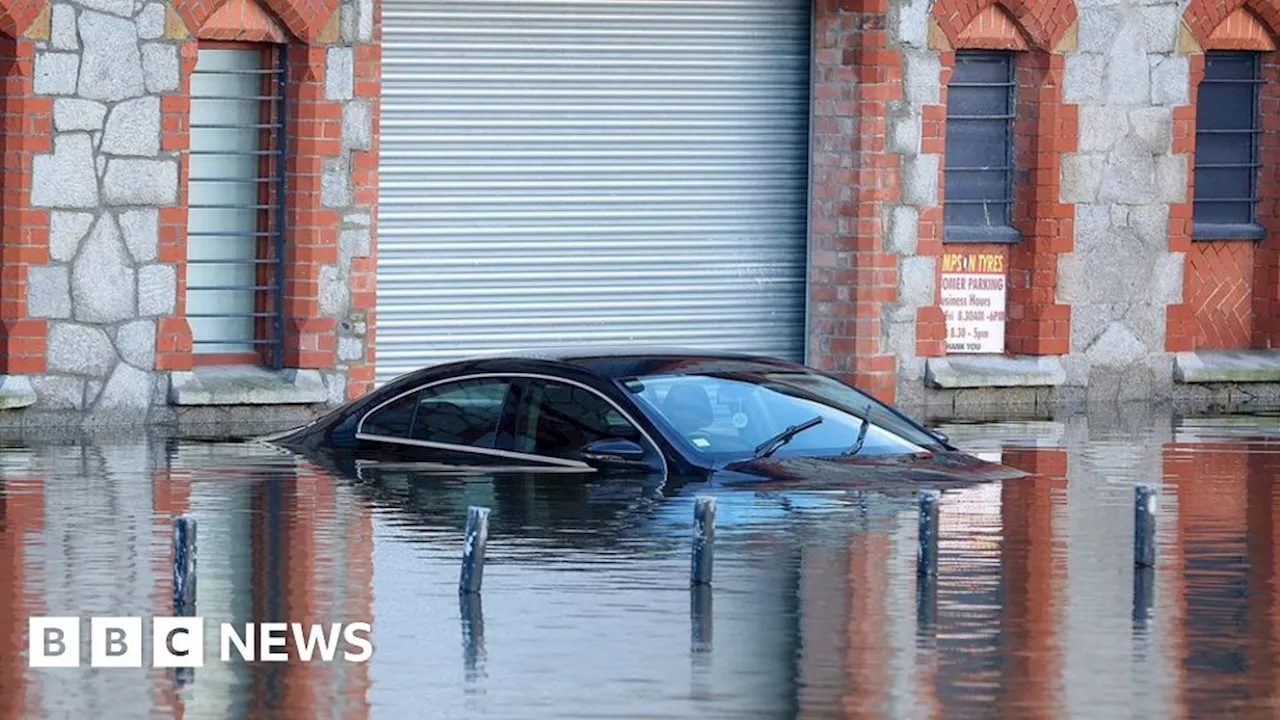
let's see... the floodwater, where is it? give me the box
[1,407,1280,719]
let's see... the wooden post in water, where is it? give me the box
[173,515,197,616]
[1134,484,1157,569]
[691,496,716,586]
[917,490,940,577]
[460,506,490,595]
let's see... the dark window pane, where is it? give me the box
[944,169,1009,201]
[1194,51,1260,228]
[946,119,1010,168]
[945,200,1011,227]
[513,381,636,460]
[411,378,512,448]
[1199,84,1257,130]
[362,391,421,437]
[952,54,1011,84]
[944,52,1014,231]
[1205,52,1258,80]
[950,86,1010,116]
[1195,133,1255,166]
[1195,167,1254,202]
[1194,200,1255,225]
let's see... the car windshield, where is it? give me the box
[621,370,938,462]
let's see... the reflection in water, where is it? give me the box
[459,592,485,682]
[0,412,1277,716]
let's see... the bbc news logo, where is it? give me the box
[29,617,373,668]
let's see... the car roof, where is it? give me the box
[450,346,808,379]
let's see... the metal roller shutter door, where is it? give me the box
[378,0,812,384]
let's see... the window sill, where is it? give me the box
[1174,350,1280,384]
[925,355,1066,389]
[0,375,36,410]
[1191,222,1266,242]
[168,366,328,406]
[943,225,1022,244]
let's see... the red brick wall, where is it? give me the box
[1166,54,1200,353]
[809,0,903,404]
[348,37,379,399]
[1007,51,1075,356]
[1173,2,1280,352]
[0,32,50,376]
[915,0,1077,360]
[1256,48,1280,348]
[931,0,1076,49]
[280,45,340,371]
[156,41,198,372]
[1188,240,1256,349]
[811,0,1077,402]
[154,0,379,400]
[955,5,1029,50]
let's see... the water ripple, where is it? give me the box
[0,413,1279,717]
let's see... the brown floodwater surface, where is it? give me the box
[0,407,1279,718]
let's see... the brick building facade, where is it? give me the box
[0,0,376,425]
[0,0,1275,423]
[812,0,1280,415]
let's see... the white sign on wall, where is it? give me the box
[940,252,1006,354]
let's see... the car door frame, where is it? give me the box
[506,375,668,473]
[353,372,668,475]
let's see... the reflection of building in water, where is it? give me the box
[0,442,375,719]
[1162,424,1280,718]
[0,465,43,720]
[790,444,1069,718]
[20,443,163,718]
[10,421,1280,716]
[165,443,375,719]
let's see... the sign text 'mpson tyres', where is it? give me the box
[29,617,373,668]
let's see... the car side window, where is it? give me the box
[361,390,421,437]
[513,380,637,460]
[360,378,513,449]
[411,378,513,448]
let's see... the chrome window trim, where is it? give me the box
[353,458,596,474]
[354,372,668,474]
[355,433,590,468]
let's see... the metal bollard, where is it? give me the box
[1134,484,1157,569]
[690,584,713,652]
[917,490,940,577]
[459,592,486,678]
[691,496,717,586]
[173,515,197,616]
[459,506,490,595]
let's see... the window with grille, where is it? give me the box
[1193,51,1265,240]
[943,51,1020,243]
[187,44,287,367]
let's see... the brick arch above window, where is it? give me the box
[930,0,1078,53]
[1185,0,1280,51]
[196,0,292,43]
[172,0,338,44]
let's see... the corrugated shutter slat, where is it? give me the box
[378,0,812,384]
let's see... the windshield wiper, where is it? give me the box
[753,415,823,459]
[843,405,875,456]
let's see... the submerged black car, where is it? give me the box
[261,348,1026,490]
